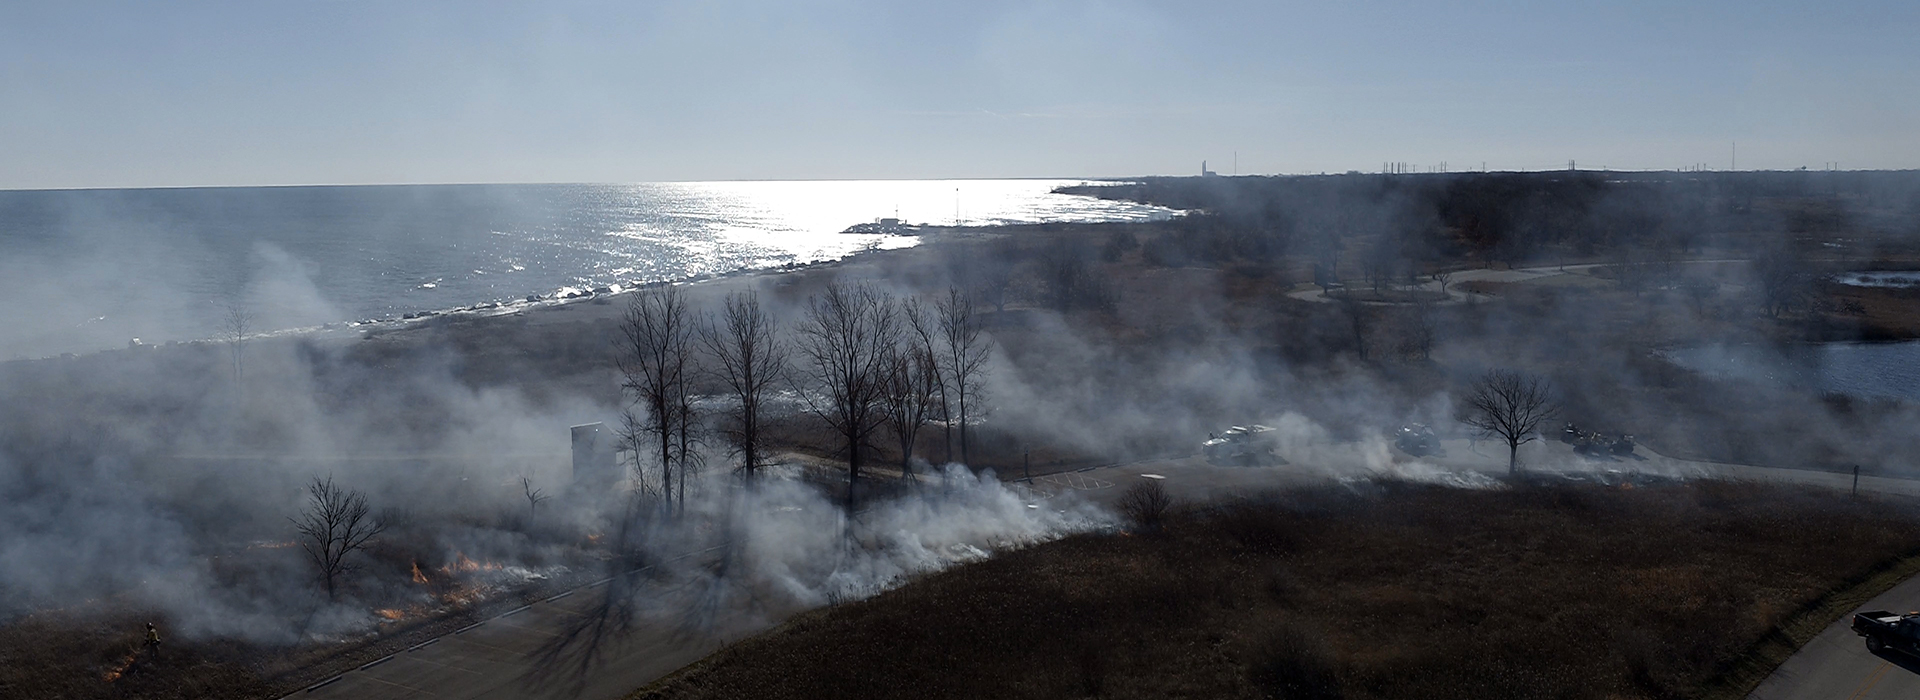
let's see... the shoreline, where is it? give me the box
[1,221,1070,366]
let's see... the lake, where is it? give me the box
[1660,341,1920,402]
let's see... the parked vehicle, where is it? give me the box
[1393,423,1442,457]
[1203,425,1279,465]
[1561,422,1634,456]
[1852,610,1920,655]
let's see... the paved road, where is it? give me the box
[289,565,724,700]
[1749,574,1920,700]
[1064,435,1920,505]
[1282,259,1753,306]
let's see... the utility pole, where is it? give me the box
[1731,141,1737,171]
[1853,464,1861,499]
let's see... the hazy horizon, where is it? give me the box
[6,1,1917,190]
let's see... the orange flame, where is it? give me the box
[102,653,136,682]
[375,608,406,621]
[439,552,502,575]
[411,561,428,584]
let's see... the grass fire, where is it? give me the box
[11,168,1920,700]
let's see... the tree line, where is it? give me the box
[1068,169,1909,274]
[616,282,993,513]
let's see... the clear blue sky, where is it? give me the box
[4,1,1916,188]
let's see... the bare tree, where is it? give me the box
[1360,233,1398,294]
[222,302,252,386]
[1037,237,1110,312]
[881,299,943,481]
[1457,370,1559,476]
[794,282,899,509]
[1754,250,1813,318]
[618,287,696,515]
[1682,277,1720,317]
[699,291,788,481]
[617,410,660,501]
[521,476,549,518]
[672,358,701,508]
[904,298,952,463]
[937,287,993,466]
[290,477,386,600]
[1337,297,1369,361]
[1402,305,1436,361]
[1118,480,1173,532]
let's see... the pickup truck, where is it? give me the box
[1852,610,1920,654]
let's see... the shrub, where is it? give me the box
[1118,480,1173,531]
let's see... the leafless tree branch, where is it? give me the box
[699,291,788,482]
[289,476,385,600]
[793,282,899,509]
[937,286,992,467]
[618,287,696,515]
[1458,370,1559,475]
[521,476,548,518]
[881,298,942,482]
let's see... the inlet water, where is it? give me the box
[1660,341,1920,403]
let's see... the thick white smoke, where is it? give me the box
[626,461,1116,635]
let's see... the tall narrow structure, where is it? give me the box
[571,422,618,488]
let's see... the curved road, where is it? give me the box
[1748,577,1920,700]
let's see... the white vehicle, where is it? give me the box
[1203,425,1279,465]
[1393,423,1443,456]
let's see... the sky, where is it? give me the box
[3,1,1918,189]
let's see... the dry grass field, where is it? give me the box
[634,480,1920,700]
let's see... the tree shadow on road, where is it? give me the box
[519,497,662,700]
[516,506,753,699]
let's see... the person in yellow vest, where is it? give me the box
[144,622,161,660]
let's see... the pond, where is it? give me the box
[1831,271,1920,288]
[1659,341,1920,403]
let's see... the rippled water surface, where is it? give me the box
[1660,341,1920,402]
[0,180,1174,358]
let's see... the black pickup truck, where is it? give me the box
[1852,610,1920,654]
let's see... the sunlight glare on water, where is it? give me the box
[0,179,1174,358]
